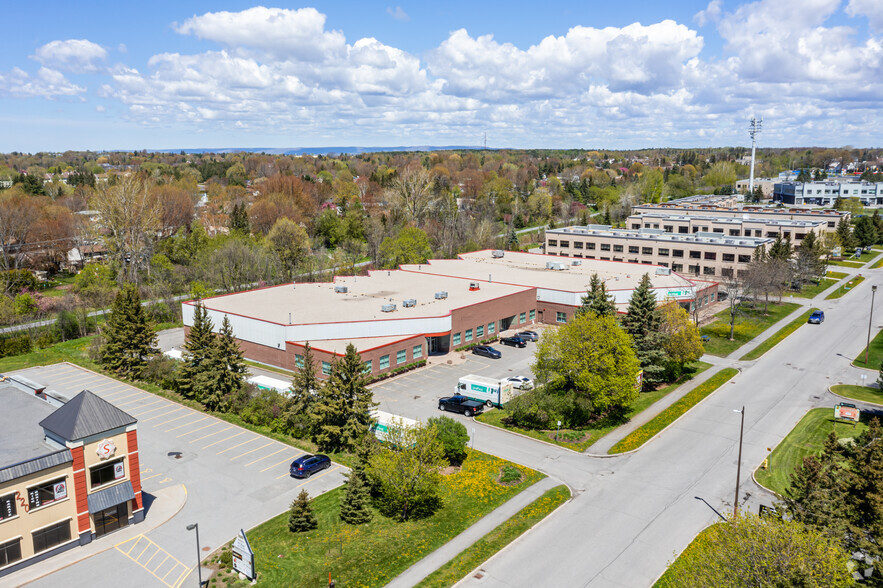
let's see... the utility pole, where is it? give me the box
[748,116,763,198]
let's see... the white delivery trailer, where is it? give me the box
[370,410,419,443]
[246,375,291,395]
[456,375,516,408]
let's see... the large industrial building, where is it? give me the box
[183,251,717,378]
[0,375,143,578]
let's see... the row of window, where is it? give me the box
[0,520,72,568]
[452,312,535,346]
[363,345,424,374]
[551,245,753,265]
[634,223,811,241]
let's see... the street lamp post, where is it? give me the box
[186,523,202,587]
[866,285,878,366]
[733,406,745,519]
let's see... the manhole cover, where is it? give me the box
[168,451,183,459]
[202,546,211,552]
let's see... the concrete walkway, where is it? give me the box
[9,484,188,587]
[385,477,563,588]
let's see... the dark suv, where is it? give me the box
[500,336,527,348]
[472,345,502,359]
[290,454,331,478]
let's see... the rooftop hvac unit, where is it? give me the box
[492,249,505,258]
[571,260,582,266]
[434,291,448,299]
[402,299,416,308]
[381,303,397,313]
[547,262,569,271]
[655,267,671,276]
[334,285,348,293]
[469,282,480,291]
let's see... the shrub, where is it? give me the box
[35,329,57,349]
[1,269,39,294]
[142,355,179,390]
[0,334,33,358]
[428,416,469,465]
[505,388,595,430]
[147,302,178,324]
[54,310,81,341]
[239,388,286,427]
[499,465,522,484]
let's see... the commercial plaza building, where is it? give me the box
[0,375,143,577]
[773,180,883,206]
[625,212,829,245]
[631,203,846,227]
[545,225,772,278]
[183,251,717,377]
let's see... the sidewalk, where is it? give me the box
[385,477,563,588]
[9,484,187,587]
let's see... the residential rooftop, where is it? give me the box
[195,270,533,326]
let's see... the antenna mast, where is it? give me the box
[748,116,762,198]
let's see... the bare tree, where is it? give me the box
[0,189,41,272]
[720,270,747,341]
[92,174,161,284]
[386,165,433,227]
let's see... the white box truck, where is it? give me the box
[370,410,419,443]
[456,375,516,408]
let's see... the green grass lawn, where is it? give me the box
[654,524,718,587]
[872,257,883,269]
[828,259,865,268]
[827,270,849,279]
[699,302,801,357]
[241,451,544,587]
[0,335,95,372]
[830,384,883,405]
[740,308,816,360]
[825,275,865,299]
[415,485,570,588]
[787,271,849,299]
[754,407,868,496]
[476,362,712,452]
[853,328,883,370]
[608,368,739,454]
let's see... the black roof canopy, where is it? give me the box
[39,389,136,441]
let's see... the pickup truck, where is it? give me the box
[438,395,485,417]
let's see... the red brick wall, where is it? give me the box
[290,333,427,379]
[183,326,290,370]
[126,430,143,512]
[70,446,90,534]
[534,300,578,325]
[451,288,538,338]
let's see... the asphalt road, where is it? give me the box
[450,272,880,587]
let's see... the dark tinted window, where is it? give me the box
[0,538,21,567]
[33,520,71,553]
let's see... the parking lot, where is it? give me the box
[12,363,346,588]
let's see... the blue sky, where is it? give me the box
[1,1,881,152]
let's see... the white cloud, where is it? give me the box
[0,66,86,98]
[386,6,410,21]
[694,0,723,26]
[32,39,107,73]
[846,0,883,33]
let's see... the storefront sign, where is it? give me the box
[54,481,67,501]
[96,439,117,460]
[114,462,125,480]
[232,529,255,580]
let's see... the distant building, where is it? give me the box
[773,181,883,206]
[625,212,831,244]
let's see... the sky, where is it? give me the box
[1,0,881,153]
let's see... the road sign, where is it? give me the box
[232,529,255,580]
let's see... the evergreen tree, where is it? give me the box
[192,315,246,412]
[835,216,855,250]
[794,230,826,286]
[621,274,667,389]
[285,342,319,437]
[577,273,617,318]
[872,210,883,244]
[845,417,883,567]
[310,344,378,452]
[750,185,764,203]
[782,432,849,539]
[768,234,793,261]
[100,283,158,379]
[853,215,878,249]
[796,169,810,182]
[339,471,373,525]
[228,202,250,235]
[177,301,215,400]
[288,489,318,532]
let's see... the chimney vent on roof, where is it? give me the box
[403,299,416,308]
[381,303,397,313]
[334,285,348,293]
[469,282,480,291]
[434,291,448,299]
[492,249,505,258]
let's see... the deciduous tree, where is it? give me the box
[267,218,311,281]
[378,227,432,269]
[658,302,703,379]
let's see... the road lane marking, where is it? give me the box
[163,416,208,432]
[141,407,183,422]
[160,413,199,428]
[117,397,164,409]
[261,453,303,472]
[131,404,176,417]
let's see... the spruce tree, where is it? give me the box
[853,216,878,249]
[339,471,373,525]
[193,315,246,412]
[310,344,378,452]
[846,417,883,564]
[288,489,318,532]
[768,235,792,261]
[783,432,849,538]
[577,273,617,318]
[228,202,250,235]
[835,216,855,250]
[621,274,667,388]
[178,301,215,400]
[101,283,158,379]
[285,342,319,437]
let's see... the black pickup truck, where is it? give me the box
[438,395,485,417]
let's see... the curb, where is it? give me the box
[827,385,883,408]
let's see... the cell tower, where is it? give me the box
[748,116,762,197]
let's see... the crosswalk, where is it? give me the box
[114,535,192,588]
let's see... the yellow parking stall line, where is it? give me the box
[150,554,170,575]
[131,404,175,418]
[160,562,184,581]
[230,441,273,461]
[158,412,197,427]
[172,565,193,588]
[115,534,191,588]
[144,545,164,569]
[102,390,142,403]
[261,452,303,472]
[217,436,259,455]
[117,397,165,409]
[244,447,286,467]
[134,540,154,561]
[189,425,233,443]
[203,430,245,449]
[176,421,219,438]
[89,381,135,394]
[141,407,183,423]
[164,416,208,433]
[123,535,145,556]
[140,473,163,482]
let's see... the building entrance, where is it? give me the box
[94,503,128,537]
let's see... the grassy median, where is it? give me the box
[740,308,816,360]
[754,407,868,496]
[825,274,865,299]
[699,303,800,357]
[853,328,883,370]
[415,484,571,588]
[608,368,739,454]
[830,384,883,405]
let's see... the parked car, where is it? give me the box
[500,336,527,348]
[518,330,539,341]
[505,376,534,390]
[438,395,485,417]
[289,454,331,478]
[472,345,502,359]
[808,310,825,324]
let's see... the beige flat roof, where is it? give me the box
[400,250,696,293]
[197,270,532,325]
